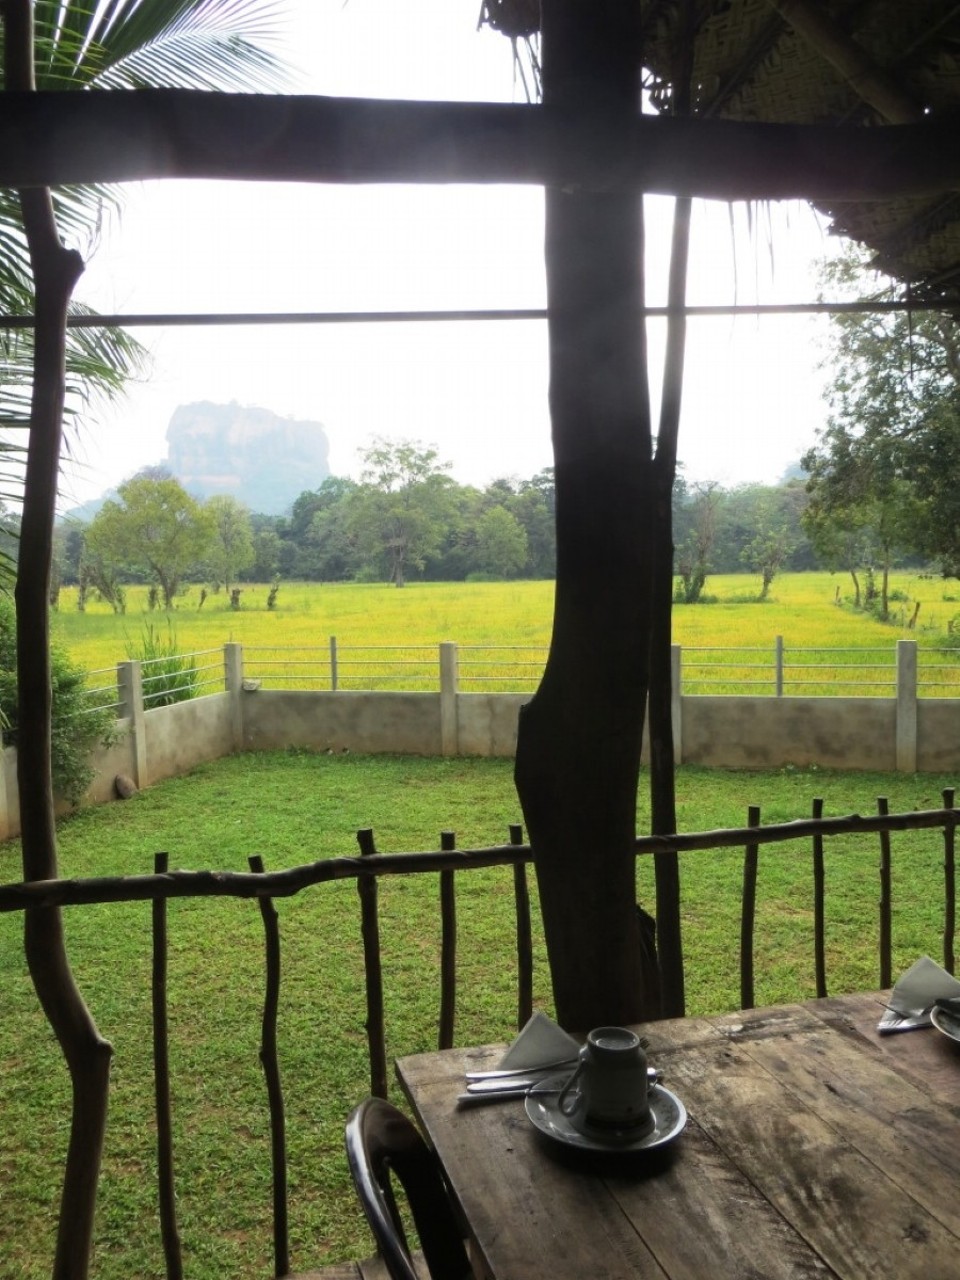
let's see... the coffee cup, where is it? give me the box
[557,1026,653,1135]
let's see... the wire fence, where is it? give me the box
[73,639,960,714]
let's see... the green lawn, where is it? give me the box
[1,752,956,1279]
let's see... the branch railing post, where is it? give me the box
[877,797,892,988]
[249,854,288,1279]
[510,823,534,1030]
[944,788,955,974]
[438,831,457,1050]
[812,798,827,998]
[740,805,761,1010]
[151,852,183,1280]
[357,828,388,1099]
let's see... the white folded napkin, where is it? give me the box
[878,955,960,1034]
[498,1010,580,1069]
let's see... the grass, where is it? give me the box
[1,752,957,1279]
[51,572,960,679]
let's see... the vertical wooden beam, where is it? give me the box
[2,5,113,1277]
[514,0,655,1030]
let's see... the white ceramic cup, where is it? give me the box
[558,1026,653,1135]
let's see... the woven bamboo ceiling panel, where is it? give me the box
[640,0,960,301]
[485,1,960,302]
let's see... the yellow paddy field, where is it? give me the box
[52,571,960,676]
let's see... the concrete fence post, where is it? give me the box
[439,642,459,757]
[117,660,148,788]
[224,643,244,752]
[775,635,784,697]
[671,644,682,765]
[896,639,918,773]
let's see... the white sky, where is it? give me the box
[63,0,843,513]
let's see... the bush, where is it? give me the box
[126,621,199,709]
[0,595,116,805]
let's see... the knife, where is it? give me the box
[465,1057,578,1082]
[457,1066,662,1106]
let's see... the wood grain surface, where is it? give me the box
[397,993,960,1280]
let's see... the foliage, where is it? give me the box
[1,752,956,1277]
[125,620,199,709]
[345,438,456,587]
[204,494,255,592]
[0,1,289,502]
[804,246,960,592]
[0,596,112,803]
[673,479,721,603]
[85,472,214,608]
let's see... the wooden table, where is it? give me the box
[396,993,960,1280]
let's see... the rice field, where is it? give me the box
[50,572,960,697]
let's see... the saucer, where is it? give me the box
[930,1004,960,1044]
[525,1072,687,1153]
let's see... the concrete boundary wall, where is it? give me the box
[0,639,956,842]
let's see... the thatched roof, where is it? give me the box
[484,1,960,304]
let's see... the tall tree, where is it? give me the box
[347,438,454,587]
[805,246,960,590]
[205,494,254,593]
[86,472,213,607]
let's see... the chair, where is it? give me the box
[344,1098,474,1280]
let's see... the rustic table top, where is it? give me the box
[396,993,960,1280]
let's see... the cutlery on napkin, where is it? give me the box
[457,1011,580,1107]
[878,955,960,1034]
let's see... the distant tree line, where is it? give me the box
[44,285,960,618]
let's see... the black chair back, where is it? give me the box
[345,1097,473,1280]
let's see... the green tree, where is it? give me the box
[0,596,112,804]
[347,438,455,586]
[205,495,254,592]
[739,493,797,600]
[0,1,288,499]
[475,505,528,577]
[249,527,282,582]
[673,480,721,603]
[806,246,960,588]
[86,472,213,607]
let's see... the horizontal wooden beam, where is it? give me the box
[1,90,958,202]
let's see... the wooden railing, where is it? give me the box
[1,792,957,1277]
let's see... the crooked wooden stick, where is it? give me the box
[2,5,113,1277]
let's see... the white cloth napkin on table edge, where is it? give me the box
[497,1010,580,1069]
[878,955,960,1034]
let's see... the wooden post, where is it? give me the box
[3,5,113,1276]
[514,0,655,1030]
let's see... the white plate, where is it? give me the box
[524,1072,687,1154]
[930,1004,960,1044]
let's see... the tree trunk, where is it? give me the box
[3,6,113,1277]
[514,0,657,1031]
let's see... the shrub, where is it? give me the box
[126,621,199,709]
[0,595,115,805]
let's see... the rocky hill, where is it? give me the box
[165,401,330,515]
